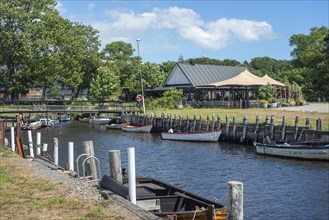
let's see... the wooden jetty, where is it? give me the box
[127,113,326,145]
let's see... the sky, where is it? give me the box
[55,0,328,64]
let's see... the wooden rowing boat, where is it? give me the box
[99,175,227,220]
[161,130,222,142]
[256,142,329,161]
[121,124,152,133]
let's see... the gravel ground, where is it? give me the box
[273,103,329,113]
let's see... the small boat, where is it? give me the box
[106,122,129,130]
[21,121,42,130]
[99,175,227,220]
[79,118,90,123]
[59,115,71,122]
[256,142,329,161]
[161,130,222,142]
[89,117,111,125]
[121,124,152,133]
[39,118,55,127]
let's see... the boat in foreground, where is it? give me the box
[121,124,152,133]
[161,130,222,142]
[99,175,227,220]
[256,142,329,161]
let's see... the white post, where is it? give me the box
[228,181,243,220]
[68,142,74,171]
[53,138,58,166]
[42,143,48,156]
[10,127,15,152]
[36,132,41,155]
[127,147,136,204]
[27,130,34,158]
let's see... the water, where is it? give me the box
[17,122,329,220]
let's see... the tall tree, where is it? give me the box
[289,26,329,100]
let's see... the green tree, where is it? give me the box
[289,26,329,100]
[89,64,120,100]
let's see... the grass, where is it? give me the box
[0,145,125,220]
[149,107,329,129]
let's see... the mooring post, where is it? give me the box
[127,147,136,205]
[178,114,182,131]
[161,113,165,131]
[206,115,210,131]
[232,116,237,141]
[192,114,197,132]
[173,114,177,129]
[27,130,34,158]
[36,132,41,155]
[109,150,123,183]
[83,141,97,180]
[0,122,5,147]
[211,114,215,131]
[294,116,299,141]
[241,115,247,143]
[281,116,286,141]
[217,115,222,131]
[42,143,48,157]
[225,115,229,138]
[228,181,243,220]
[305,118,310,129]
[68,142,74,171]
[11,126,15,152]
[270,115,275,140]
[186,114,189,131]
[316,118,322,131]
[53,138,58,166]
[169,113,172,129]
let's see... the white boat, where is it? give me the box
[21,121,42,130]
[161,130,222,142]
[256,143,329,161]
[79,118,90,123]
[39,118,55,127]
[89,117,111,125]
[60,116,71,122]
[121,124,152,133]
[105,122,129,130]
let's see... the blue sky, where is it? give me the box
[55,0,328,64]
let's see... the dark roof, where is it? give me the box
[165,63,248,87]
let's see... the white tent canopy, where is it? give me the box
[206,70,268,87]
[261,74,286,87]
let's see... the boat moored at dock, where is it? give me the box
[161,130,222,142]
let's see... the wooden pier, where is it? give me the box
[127,113,326,145]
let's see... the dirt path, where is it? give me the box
[273,103,329,113]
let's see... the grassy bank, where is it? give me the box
[0,146,125,220]
[150,107,329,130]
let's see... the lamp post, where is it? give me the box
[136,38,146,114]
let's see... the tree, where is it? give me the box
[89,64,120,100]
[289,26,329,100]
[0,0,58,99]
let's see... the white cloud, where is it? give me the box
[87,3,95,11]
[98,6,275,51]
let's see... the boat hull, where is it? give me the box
[161,130,221,142]
[106,123,129,130]
[89,118,111,125]
[121,125,152,133]
[256,144,329,161]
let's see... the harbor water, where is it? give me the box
[18,122,329,220]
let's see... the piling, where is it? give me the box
[27,130,34,158]
[127,147,136,205]
[42,143,48,157]
[11,127,15,152]
[228,181,243,220]
[68,142,74,171]
[53,138,58,166]
[83,141,97,179]
[36,132,41,155]
[198,114,202,131]
[109,150,123,183]
[294,116,299,141]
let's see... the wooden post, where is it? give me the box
[270,115,275,140]
[232,116,237,141]
[186,114,189,131]
[192,114,197,132]
[211,114,215,131]
[83,141,97,180]
[294,116,299,141]
[178,114,182,131]
[217,115,222,131]
[109,150,123,183]
[16,137,24,158]
[281,116,286,141]
[225,115,229,137]
[11,126,15,152]
[198,114,202,131]
[161,113,165,131]
[206,115,210,131]
[228,181,243,220]
[53,138,58,166]
[305,118,310,129]
[169,114,172,129]
[173,114,177,129]
[316,118,322,131]
[1,122,5,147]
[241,116,247,144]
